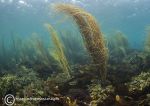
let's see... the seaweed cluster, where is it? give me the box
[144,26,150,53]
[126,71,150,92]
[60,30,90,65]
[45,23,71,78]
[0,3,150,106]
[88,82,114,105]
[54,4,108,83]
[108,31,129,64]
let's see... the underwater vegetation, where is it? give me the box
[45,23,71,78]
[23,33,52,69]
[126,71,150,92]
[108,31,129,62]
[60,30,90,65]
[0,66,39,97]
[144,26,150,54]
[54,4,108,84]
[0,3,150,106]
[106,31,134,76]
[88,82,114,105]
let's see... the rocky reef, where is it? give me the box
[126,72,150,92]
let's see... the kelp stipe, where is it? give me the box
[32,33,51,66]
[144,26,150,53]
[108,31,129,61]
[0,35,6,64]
[113,31,129,52]
[10,32,25,63]
[54,4,108,84]
[44,23,71,78]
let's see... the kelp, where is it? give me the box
[0,35,6,62]
[0,32,54,74]
[144,26,150,53]
[10,32,24,63]
[54,4,108,83]
[31,34,51,66]
[60,30,91,65]
[44,23,71,78]
[108,31,129,60]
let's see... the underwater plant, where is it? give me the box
[16,66,39,87]
[60,30,91,65]
[0,74,17,96]
[54,4,108,84]
[45,23,71,78]
[126,71,150,92]
[65,97,77,106]
[108,31,129,57]
[0,66,39,96]
[10,32,19,62]
[144,26,150,53]
[88,82,114,105]
[0,35,7,66]
[30,33,51,66]
[18,33,56,78]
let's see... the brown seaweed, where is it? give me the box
[54,3,108,84]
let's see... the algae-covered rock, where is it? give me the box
[0,74,17,96]
[0,65,40,97]
[88,81,114,105]
[16,66,39,86]
[126,72,150,92]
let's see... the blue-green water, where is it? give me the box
[0,0,150,48]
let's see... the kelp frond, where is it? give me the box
[44,23,71,78]
[108,31,129,57]
[144,26,150,53]
[54,4,108,83]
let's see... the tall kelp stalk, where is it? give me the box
[108,31,129,59]
[10,32,21,63]
[45,23,71,78]
[144,26,150,53]
[0,35,7,65]
[33,35,51,66]
[54,4,108,84]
